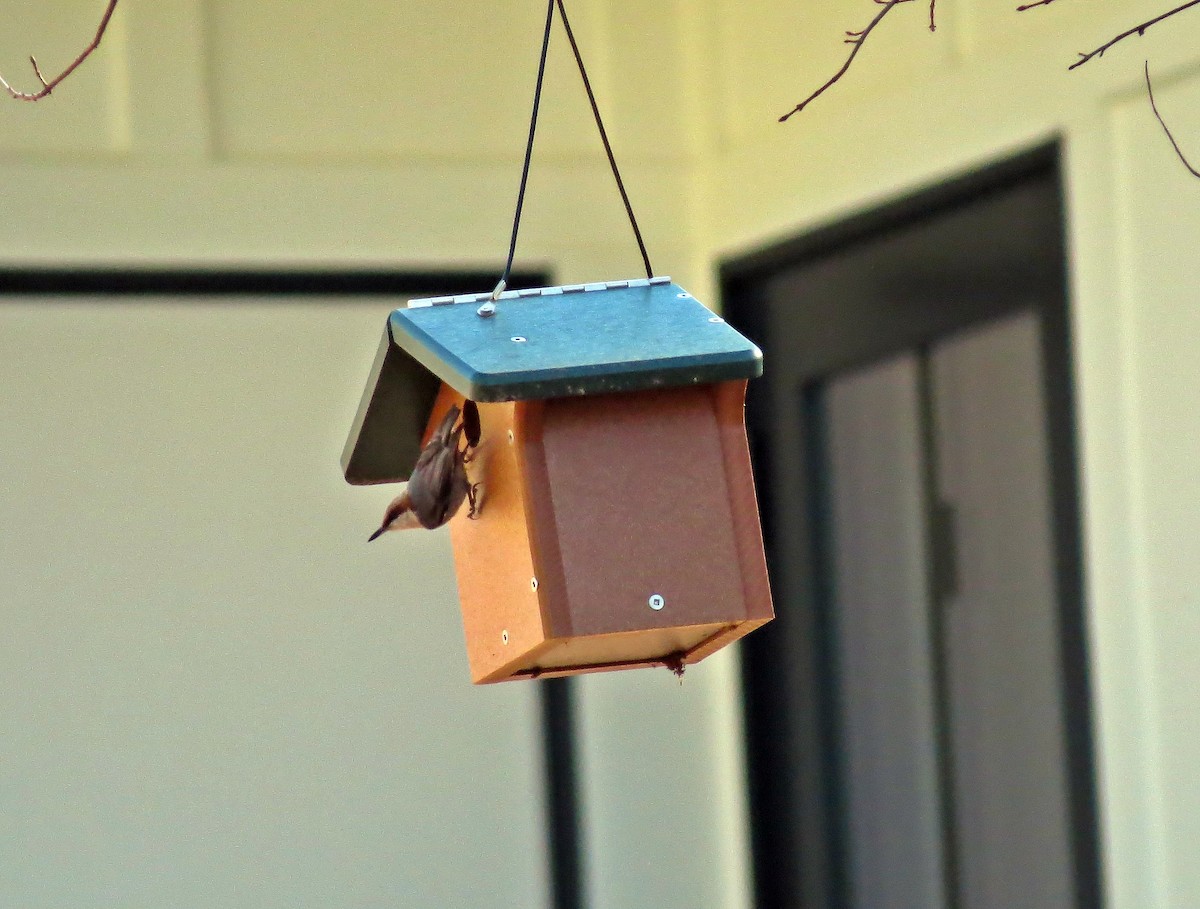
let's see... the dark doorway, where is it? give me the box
[722,147,1101,909]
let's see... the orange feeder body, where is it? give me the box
[342,278,774,683]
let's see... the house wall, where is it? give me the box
[0,298,555,908]
[692,3,1200,908]
[0,3,749,909]
[2,2,1197,908]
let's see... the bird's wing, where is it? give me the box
[407,440,467,529]
[431,404,461,448]
[404,404,470,529]
[406,405,460,483]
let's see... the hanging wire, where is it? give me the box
[555,0,653,280]
[493,0,653,301]
[493,0,557,301]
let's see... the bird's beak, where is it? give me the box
[367,526,386,542]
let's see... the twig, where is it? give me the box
[1016,0,1059,10]
[779,0,916,122]
[1,0,119,101]
[1144,60,1200,177]
[929,0,937,32]
[1068,0,1200,70]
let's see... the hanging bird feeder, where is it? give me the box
[341,0,772,682]
[342,277,772,683]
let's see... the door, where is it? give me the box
[823,313,1073,909]
[724,148,1102,909]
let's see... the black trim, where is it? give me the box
[724,144,1103,909]
[720,145,1060,295]
[540,678,584,909]
[740,381,844,909]
[0,268,546,297]
[915,350,964,909]
[803,383,851,909]
[1038,221,1106,909]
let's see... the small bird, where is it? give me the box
[368,401,480,540]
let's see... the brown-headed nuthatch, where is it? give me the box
[368,401,481,539]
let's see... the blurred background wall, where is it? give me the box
[1,2,1198,908]
[0,3,747,908]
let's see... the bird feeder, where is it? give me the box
[342,276,773,683]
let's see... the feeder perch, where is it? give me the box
[342,276,773,683]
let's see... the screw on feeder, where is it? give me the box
[708,316,725,323]
[502,630,510,645]
[477,301,497,318]
[511,336,527,343]
[649,594,665,610]
[531,577,539,591]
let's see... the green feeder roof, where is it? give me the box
[341,277,763,485]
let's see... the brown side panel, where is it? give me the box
[529,386,750,638]
[714,380,775,622]
[443,391,547,683]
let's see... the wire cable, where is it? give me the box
[494,0,556,301]
[555,0,653,280]
[493,0,653,300]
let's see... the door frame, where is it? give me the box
[720,144,1101,909]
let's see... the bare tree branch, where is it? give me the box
[1,0,119,101]
[783,0,1200,179]
[1145,60,1200,177]
[779,0,917,122]
[1068,1,1200,70]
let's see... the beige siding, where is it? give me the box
[698,3,1200,908]
[2,2,1198,907]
